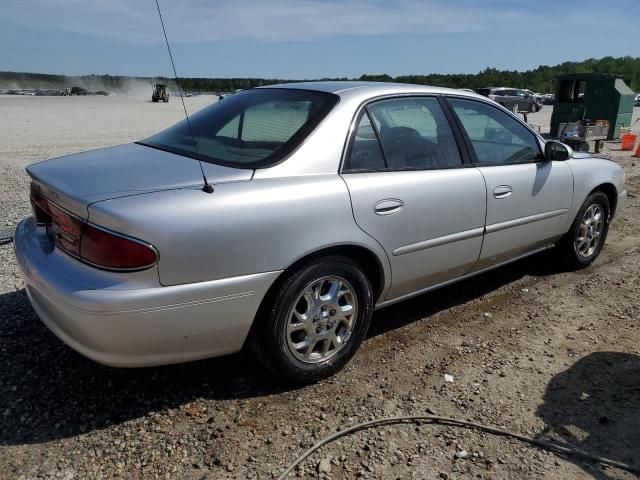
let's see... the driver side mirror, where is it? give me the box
[544,140,573,160]
[544,140,573,161]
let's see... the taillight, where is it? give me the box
[30,186,52,225]
[48,202,84,257]
[29,185,157,271]
[80,224,158,270]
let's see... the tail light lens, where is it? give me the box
[81,224,158,270]
[30,185,52,225]
[48,202,84,257]
[30,187,157,271]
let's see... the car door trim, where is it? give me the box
[392,227,484,256]
[437,95,474,165]
[485,208,568,234]
[376,243,554,310]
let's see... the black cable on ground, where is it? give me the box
[0,226,15,245]
[275,414,638,479]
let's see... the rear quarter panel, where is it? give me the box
[87,176,391,294]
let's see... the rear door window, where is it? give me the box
[365,97,462,170]
[344,112,386,171]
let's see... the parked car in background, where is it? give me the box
[523,89,543,102]
[478,87,542,112]
[15,82,626,383]
[542,93,556,105]
[635,93,640,106]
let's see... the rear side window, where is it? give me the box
[448,98,539,165]
[344,112,386,171]
[366,97,462,170]
[140,89,338,168]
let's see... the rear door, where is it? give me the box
[446,97,573,271]
[341,96,487,300]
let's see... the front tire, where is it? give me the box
[250,256,373,383]
[556,192,610,269]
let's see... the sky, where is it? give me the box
[1,0,639,79]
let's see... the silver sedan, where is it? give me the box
[14,82,627,382]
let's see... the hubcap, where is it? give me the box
[575,204,605,258]
[286,275,358,364]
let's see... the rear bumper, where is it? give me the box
[14,218,281,367]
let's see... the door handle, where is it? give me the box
[493,185,513,199]
[374,199,404,215]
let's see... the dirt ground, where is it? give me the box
[0,97,639,480]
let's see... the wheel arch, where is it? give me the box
[277,244,386,303]
[246,243,387,343]
[589,183,618,218]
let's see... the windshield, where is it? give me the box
[139,88,338,168]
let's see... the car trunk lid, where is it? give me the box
[27,143,252,219]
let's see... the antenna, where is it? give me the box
[154,0,214,194]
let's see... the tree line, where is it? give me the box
[2,56,639,93]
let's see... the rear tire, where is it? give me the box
[250,256,373,383]
[555,192,610,269]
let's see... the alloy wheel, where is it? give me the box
[286,275,358,364]
[574,204,605,258]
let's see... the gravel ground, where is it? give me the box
[0,98,639,480]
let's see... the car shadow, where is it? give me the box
[0,287,293,446]
[368,250,562,338]
[0,251,567,446]
[535,352,640,479]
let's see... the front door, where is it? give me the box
[341,96,487,300]
[446,97,573,270]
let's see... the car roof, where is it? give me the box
[260,81,485,101]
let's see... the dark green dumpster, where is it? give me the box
[550,73,635,140]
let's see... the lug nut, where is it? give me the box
[330,309,336,316]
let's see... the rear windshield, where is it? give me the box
[139,88,338,168]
